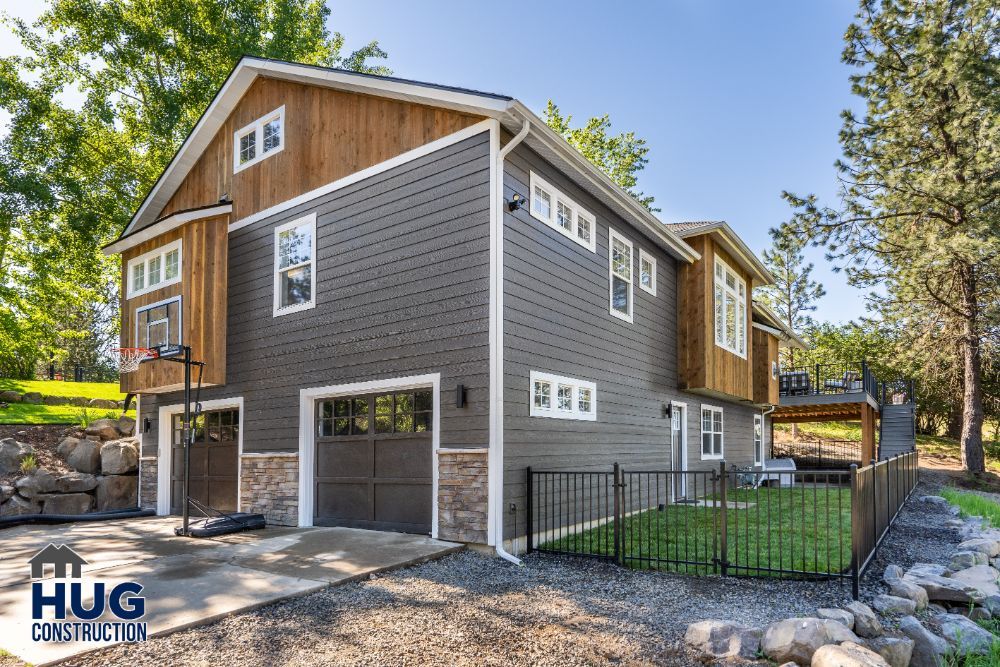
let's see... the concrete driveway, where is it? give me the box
[0,517,462,666]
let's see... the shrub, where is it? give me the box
[20,454,37,474]
[78,407,93,428]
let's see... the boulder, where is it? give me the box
[100,440,138,475]
[932,613,997,655]
[683,620,762,660]
[95,475,137,511]
[0,390,21,402]
[945,519,966,528]
[0,484,13,502]
[846,601,883,638]
[760,617,860,665]
[949,564,1000,597]
[56,436,81,460]
[54,472,98,494]
[0,438,33,475]
[0,494,41,516]
[21,392,42,404]
[118,416,136,437]
[42,395,68,406]
[918,495,950,506]
[872,594,916,616]
[15,470,58,498]
[66,440,101,474]
[40,493,93,515]
[927,603,948,615]
[957,537,1000,558]
[950,550,989,570]
[984,594,1000,616]
[970,606,993,621]
[903,566,984,604]
[888,578,929,611]
[907,562,949,577]
[87,398,118,410]
[865,637,915,667]
[85,418,122,441]
[817,607,855,630]
[883,564,904,584]
[811,641,889,667]
[897,615,949,667]
[69,396,89,407]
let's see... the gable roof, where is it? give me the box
[113,56,698,263]
[751,299,808,350]
[664,221,774,285]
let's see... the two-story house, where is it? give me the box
[103,57,799,556]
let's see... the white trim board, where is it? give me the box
[104,205,231,255]
[155,396,245,516]
[297,373,442,535]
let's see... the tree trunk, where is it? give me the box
[959,271,985,474]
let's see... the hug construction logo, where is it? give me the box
[28,543,147,643]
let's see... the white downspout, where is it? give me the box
[761,404,775,470]
[491,115,530,566]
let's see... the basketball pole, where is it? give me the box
[181,345,192,537]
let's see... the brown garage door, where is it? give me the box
[315,390,432,533]
[170,408,239,515]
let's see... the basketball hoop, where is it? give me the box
[113,347,156,373]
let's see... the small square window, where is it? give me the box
[578,388,592,414]
[556,201,573,232]
[132,263,144,291]
[533,381,551,409]
[148,256,161,286]
[557,384,572,411]
[239,131,256,165]
[263,118,281,152]
[234,106,285,173]
[529,372,596,421]
[577,215,592,243]
[533,186,551,220]
[639,250,656,296]
[164,249,179,280]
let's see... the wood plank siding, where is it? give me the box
[149,77,485,227]
[752,327,779,405]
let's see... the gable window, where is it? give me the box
[126,240,182,298]
[135,296,182,353]
[609,227,633,323]
[701,405,724,459]
[639,249,657,296]
[527,172,596,252]
[273,213,316,316]
[754,414,764,466]
[234,106,285,173]
[530,371,596,421]
[714,257,747,357]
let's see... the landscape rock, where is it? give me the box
[957,537,1000,558]
[950,550,989,570]
[882,564,904,584]
[118,416,136,436]
[846,601,883,638]
[969,606,992,621]
[15,470,58,498]
[39,493,93,515]
[54,472,98,494]
[927,603,948,614]
[100,440,138,475]
[812,641,889,667]
[87,398,118,410]
[85,418,122,441]
[903,566,984,604]
[42,395,68,406]
[0,484,13,502]
[906,562,949,578]
[871,594,916,616]
[56,436,81,460]
[918,495,949,506]
[817,607,855,630]
[69,396,89,407]
[760,617,860,665]
[0,438,33,475]
[0,390,21,402]
[865,637,914,667]
[66,440,101,474]
[949,564,1000,597]
[683,620,762,659]
[21,392,42,404]
[945,519,965,528]
[933,613,997,655]
[0,494,41,516]
[983,594,1000,616]
[95,475,137,511]
[888,578,929,610]
[897,615,949,667]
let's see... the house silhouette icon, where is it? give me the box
[28,544,88,579]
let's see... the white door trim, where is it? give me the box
[156,396,245,516]
[298,373,441,535]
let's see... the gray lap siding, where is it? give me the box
[501,144,761,541]
[138,131,493,460]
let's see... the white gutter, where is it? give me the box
[489,114,530,567]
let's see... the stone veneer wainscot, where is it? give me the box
[437,448,488,544]
[138,457,158,510]
[240,453,298,526]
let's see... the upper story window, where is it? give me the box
[608,227,633,323]
[530,371,596,421]
[528,172,597,252]
[701,405,724,460]
[638,249,657,296]
[714,257,747,357]
[234,106,285,173]
[273,213,316,316]
[127,239,182,298]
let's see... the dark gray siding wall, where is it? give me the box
[140,131,492,459]
[501,144,762,540]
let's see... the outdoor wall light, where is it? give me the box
[456,384,467,408]
[663,403,672,419]
[143,417,152,433]
[507,192,527,212]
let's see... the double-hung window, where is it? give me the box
[530,371,596,421]
[754,414,764,467]
[609,227,633,323]
[273,213,316,316]
[638,248,657,296]
[234,106,285,173]
[701,405,724,459]
[714,257,747,357]
[527,172,596,252]
[126,240,182,298]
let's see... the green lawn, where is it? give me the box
[940,488,1000,528]
[0,378,124,401]
[542,485,852,576]
[0,379,129,424]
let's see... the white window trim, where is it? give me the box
[754,413,764,467]
[608,227,634,323]
[638,248,657,296]
[527,172,597,253]
[233,105,286,173]
[126,239,182,298]
[700,404,724,460]
[273,213,317,317]
[714,256,748,358]
[134,295,183,350]
[529,371,596,421]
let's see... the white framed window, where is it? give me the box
[273,213,316,316]
[701,405,724,460]
[233,106,285,173]
[609,227,633,323]
[772,360,779,380]
[714,257,747,357]
[126,239,182,298]
[527,172,596,252]
[639,248,657,296]
[135,296,182,352]
[529,371,596,421]
[754,414,763,466]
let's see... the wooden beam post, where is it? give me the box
[861,404,876,462]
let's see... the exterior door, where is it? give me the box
[314,389,433,533]
[170,408,240,515]
[671,403,687,500]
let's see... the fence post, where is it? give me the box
[719,460,728,577]
[850,463,860,600]
[815,364,821,394]
[526,467,533,554]
[613,462,622,565]
[870,458,878,551]
[48,363,55,380]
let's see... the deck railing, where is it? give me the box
[778,361,879,399]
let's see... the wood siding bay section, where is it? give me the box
[752,327,779,405]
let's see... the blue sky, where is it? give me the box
[1,0,871,323]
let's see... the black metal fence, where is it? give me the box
[526,451,919,598]
[43,363,118,383]
[771,439,862,469]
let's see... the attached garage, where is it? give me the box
[170,408,240,514]
[314,389,433,533]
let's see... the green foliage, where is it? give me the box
[940,488,1000,528]
[543,101,656,211]
[759,221,826,334]
[19,453,38,474]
